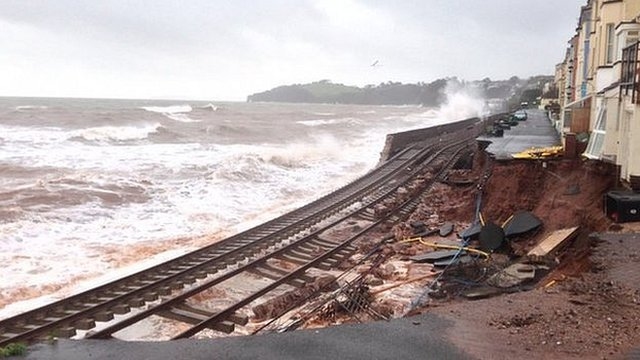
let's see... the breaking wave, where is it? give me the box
[141,105,192,114]
[199,103,219,111]
[70,123,163,143]
[140,105,200,123]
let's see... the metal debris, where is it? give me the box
[503,211,542,238]
[479,222,505,251]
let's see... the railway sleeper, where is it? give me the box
[274,253,307,265]
[248,267,307,288]
[261,263,315,283]
[143,292,159,302]
[193,271,209,279]
[314,259,339,271]
[157,287,173,296]
[158,308,235,334]
[181,274,198,283]
[296,243,326,254]
[174,303,249,326]
[127,298,145,308]
[169,282,184,291]
[306,239,338,249]
[73,318,96,331]
[110,304,131,314]
[93,311,114,322]
[286,249,315,261]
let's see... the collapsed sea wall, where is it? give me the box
[379,113,506,161]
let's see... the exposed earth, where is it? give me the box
[273,145,640,359]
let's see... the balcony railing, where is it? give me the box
[620,40,640,104]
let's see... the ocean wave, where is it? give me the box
[163,113,201,123]
[214,153,271,183]
[199,103,219,111]
[140,105,201,122]
[141,105,192,114]
[70,122,163,143]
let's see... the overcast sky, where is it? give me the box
[0,0,585,101]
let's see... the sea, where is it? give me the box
[0,94,485,319]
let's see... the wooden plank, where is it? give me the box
[527,227,579,257]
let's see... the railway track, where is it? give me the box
[0,122,481,345]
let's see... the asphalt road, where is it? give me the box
[24,312,473,360]
[480,109,560,160]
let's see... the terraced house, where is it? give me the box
[556,0,640,188]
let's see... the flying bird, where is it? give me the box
[370,60,380,67]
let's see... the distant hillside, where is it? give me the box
[247,76,554,107]
[247,79,448,106]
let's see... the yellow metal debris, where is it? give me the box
[511,145,564,159]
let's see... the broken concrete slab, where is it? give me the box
[428,239,463,247]
[410,221,427,234]
[486,263,536,288]
[410,250,466,263]
[433,255,472,267]
[439,222,454,237]
[413,229,439,238]
[503,211,542,238]
[459,222,481,240]
[527,227,579,258]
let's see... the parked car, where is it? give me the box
[512,110,528,121]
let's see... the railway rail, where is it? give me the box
[0,119,483,345]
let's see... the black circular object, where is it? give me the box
[479,222,505,251]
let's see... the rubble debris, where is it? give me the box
[479,222,505,251]
[462,286,503,300]
[251,276,337,322]
[439,222,454,237]
[370,274,435,295]
[486,263,537,288]
[409,221,427,234]
[502,211,542,238]
[445,170,478,186]
[527,227,579,258]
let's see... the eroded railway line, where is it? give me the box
[0,120,483,345]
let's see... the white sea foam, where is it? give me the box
[141,105,192,113]
[297,117,362,127]
[15,105,48,111]
[200,103,219,111]
[140,105,200,122]
[73,123,163,142]
[432,80,487,123]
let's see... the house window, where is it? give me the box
[606,24,615,64]
[620,41,640,104]
[584,106,607,159]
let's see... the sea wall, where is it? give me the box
[379,113,506,161]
